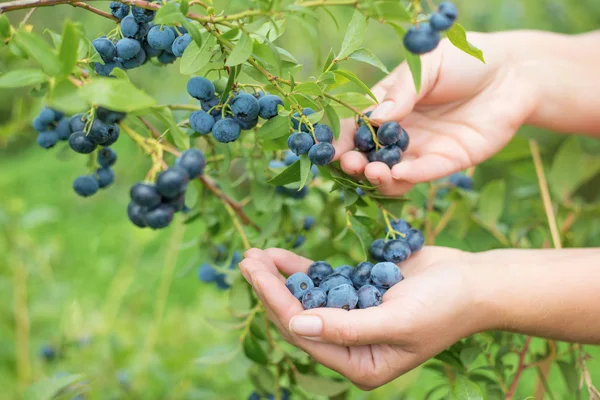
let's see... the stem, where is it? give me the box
[11,251,31,393]
[165,104,204,111]
[224,202,251,250]
[0,0,118,21]
[71,1,118,21]
[298,0,359,7]
[505,336,532,400]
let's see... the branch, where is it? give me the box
[72,2,118,21]
[0,0,118,21]
[505,336,532,400]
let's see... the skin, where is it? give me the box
[239,30,600,390]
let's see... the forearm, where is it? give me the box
[495,30,600,136]
[470,248,600,344]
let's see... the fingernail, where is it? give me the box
[370,100,395,121]
[391,165,405,180]
[289,315,323,337]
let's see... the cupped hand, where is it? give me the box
[333,33,538,196]
[240,247,484,390]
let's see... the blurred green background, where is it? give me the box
[1,0,600,399]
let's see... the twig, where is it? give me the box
[20,8,35,23]
[71,2,118,21]
[505,336,532,400]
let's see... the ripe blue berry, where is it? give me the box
[166,192,186,212]
[357,285,383,309]
[88,120,118,145]
[215,272,231,290]
[383,239,412,263]
[369,239,386,262]
[354,124,376,152]
[95,59,123,77]
[92,37,117,63]
[156,167,189,199]
[405,228,425,252]
[284,150,300,165]
[326,284,358,310]
[335,265,354,278]
[73,175,99,197]
[189,110,215,135]
[69,132,97,154]
[231,94,260,122]
[258,95,284,119]
[116,38,141,60]
[37,131,59,149]
[351,261,374,289]
[96,167,115,188]
[176,148,205,179]
[303,216,315,231]
[396,127,410,151]
[110,2,130,19]
[122,48,146,69]
[371,262,403,288]
[235,116,259,130]
[187,77,216,102]
[68,114,86,133]
[308,142,335,166]
[145,204,174,229]
[142,39,163,58]
[377,121,402,146]
[449,173,473,190]
[430,13,454,31]
[136,23,151,41]
[147,26,175,50]
[293,234,305,248]
[171,33,192,57]
[314,124,334,143]
[38,106,56,125]
[357,111,373,126]
[96,107,126,125]
[131,6,155,23]
[201,96,221,116]
[100,125,120,147]
[127,202,147,228]
[375,145,402,168]
[285,272,315,300]
[387,218,411,235]
[157,50,177,64]
[376,286,387,296]
[307,261,333,286]
[120,15,140,38]
[302,288,327,310]
[98,147,117,168]
[33,117,48,132]
[439,2,458,21]
[198,263,217,282]
[55,118,71,140]
[40,345,56,361]
[366,149,377,162]
[288,132,314,156]
[319,273,353,292]
[212,118,241,143]
[403,23,441,55]
[269,160,286,169]
[292,108,315,132]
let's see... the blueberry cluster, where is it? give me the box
[354,115,410,168]
[403,2,458,55]
[94,5,192,76]
[270,151,318,200]
[32,106,69,149]
[286,215,316,248]
[198,247,241,290]
[436,172,473,198]
[286,258,404,310]
[187,77,283,143]
[287,108,336,166]
[127,148,204,229]
[248,389,290,400]
[369,218,425,265]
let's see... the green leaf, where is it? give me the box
[220,64,237,103]
[182,20,203,48]
[226,32,254,66]
[306,109,324,124]
[324,104,340,139]
[153,2,186,25]
[228,277,252,314]
[267,160,301,186]
[294,81,323,96]
[478,180,505,228]
[447,23,485,63]
[196,344,240,365]
[295,373,351,397]
[299,156,312,190]
[58,21,80,76]
[243,334,268,364]
[435,350,464,370]
[452,374,483,400]
[25,374,84,400]
[80,78,156,112]
[258,115,290,139]
[333,70,377,102]
[348,48,389,73]
[180,34,214,75]
[337,11,368,60]
[348,215,373,260]
[13,30,61,76]
[363,0,411,21]
[459,347,480,366]
[322,48,335,73]
[253,42,280,71]
[180,0,189,15]
[557,361,579,394]
[149,107,190,149]
[319,71,336,85]
[0,15,11,39]
[0,69,47,88]
[248,365,276,395]
[47,79,88,115]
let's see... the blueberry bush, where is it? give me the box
[1,0,600,399]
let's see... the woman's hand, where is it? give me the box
[239,247,482,390]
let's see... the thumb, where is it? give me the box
[288,305,393,346]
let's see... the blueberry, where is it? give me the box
[201,96,221,117]
[166,192,186,212]
[95,167,115,188]
[335,265,354,278]
[88,120,118,145]
[92,37,117,63]
[122,48,146,69]
[430,13,454,31]
[147,25,175,50]
[356,111,372,126]
[120,15,140,38]
[356,187,365,196]
[375,145,402,168]
[156,167,189,199]
[215,272,231,289]
[212,118,241,143]
[235,116,259,130]
[354,124,376,152]
[127,202,147,228]
[376,286,388,296]
[73,175,99,197]
[145,204,174,229]
[308,142,335,166]
[110,1,130,19]
[285,272,315,300]
[293,234,305,248]
[350,261,374,289]
[258,95,284,119]
[383,239,411,263]
[142,39,162,58]
[302,288,327,310]
[326,284,358,310]
[55,118,71,140]
[369,239,386,262]
[283,150,300,165]
[287,132,314,156]
[403,23,441,55]
[253,91,265,99]
[132,6,155,23]
[449,173,473,190]
[95,59,123,76]
[116,38,142,60]
[231,93,260,122]
[157,50,177,64]
[187,77,215,102]
[395,127,410,151]
[405,228,425,252]
[176,148,205,179]
[33,117,49,132]
[276,185,308,199]
[229,251,242,268]
[37,131,59,149]
[377,121,402,146]
[136,23,151,41]
[269,160,286,169]
[307,261,333,286]
[387,218,411,235]
[40,345,56,361]
[96,107,126,125]
[69,131,97,154]
[314,124,334,143]
[357,285,383,309]
[70,114,88,135]
[248,392,261,400]
[303,216,315,231]
[292,108,315,132]
[37,107,55,125]
[98,147,117,168]
[366,148,377,162]
[371,262,403,288]
[439,1,458,21]
[171,33,192,57]
[198,263,217,282]
[319,273,353,292]
[100,125,120,146]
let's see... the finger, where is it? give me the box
[364,162,412,196]
[340,151,368,179]
[239,257,285,287]
[391,153,464,184]
[244,248,278,274]
[371,66,402,102]
[264,248,313,276]
[333,118,358,160]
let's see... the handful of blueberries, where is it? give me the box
[403,2,458,55]
[354,113,410,168]
[287,108,336,166]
